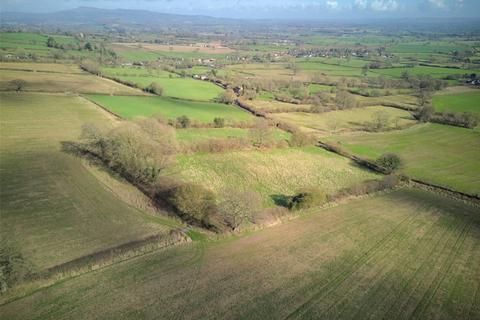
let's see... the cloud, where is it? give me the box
[326,0,338,9]
[371,0,399,11]
[354,0,368,9]
[428,0,446,8]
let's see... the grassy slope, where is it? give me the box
[0,69,143,95]
[432,91,480,114]
[271,106,416,136]
[101,66,223,101]
[327,123,480,195]
[88,94,253,123]
[0,92,176,269]
[174,146,379,205]
[2,188,479,320]
[176,127,291,142]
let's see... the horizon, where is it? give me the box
[2,0,480,19]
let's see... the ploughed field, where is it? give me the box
[0,92,177,269]
[326,123,480,195]
[2,188,479,320]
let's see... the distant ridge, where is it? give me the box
[0,7,236,26]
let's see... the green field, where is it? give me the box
[88,94,253,123]
[101,66,224,101]
[2,188,479,319]
[370,66,480,79]
[271,106,416,136]
[176,127,291,142]
[433,90,480,114]
[327,123,480,195]
[174,146,379,205]
[0,92,177,269]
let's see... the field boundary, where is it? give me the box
[80,94,125,119]
[0,230,192,307]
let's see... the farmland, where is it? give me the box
[101,66,224,101]
[174,147,380,205]
[176,127,291,142]
[0,68,144,95]
[0,92,177,269]
[433,90,480,114]
[271,106,416,136]
[2,188,479,319]
[88,94,253,123]
[327,124,480,195]
[1,10,480,320]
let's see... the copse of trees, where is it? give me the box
[375,153,402,174]
[217,88,236,104]
[145,82,164,96]
[79,59,101,76]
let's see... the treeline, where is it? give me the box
[414,105,479,129]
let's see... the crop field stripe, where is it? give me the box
[408,223,470,320]
[284,212,418,319]
[380,218,467,320]
[345,216,448,320]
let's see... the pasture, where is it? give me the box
[327,123,480,195]
[369,65,480,79]
[174,146,379,205]
[271,106,416,136]
[249,99,313,112]
[0,68,144,95]
[0,92,177,270]
[176,127,290,142]
[101,66,224,101]
[432,90,480,114]
[2,188,479,319]
[88,94,253,123]
[0,61,83,74]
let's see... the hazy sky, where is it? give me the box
[2,0,479,19]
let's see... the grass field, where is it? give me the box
[174,146,379,205]
[249,99,313,112]
[0,69,143,95]
[2,188,479,319]
[432,90,480,114]
[101,66,223,101]
[327,123,480,195]
[369,66,480,79]
[176,127,290,142]
[271,106,416,136]
[0,62,83,74]
[88,94,253,123]
[0,92,177,270]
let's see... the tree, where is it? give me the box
[145,82,163,96]
[80,59,101,75]
[46,36,57,48]
[10,79,27,92]
[176,115,191,128]
[289,131,314,147]
[289,187,328,210]
[84,42,93,51]
[217,88,236,104]
[168,183,217,225]
[213,117,225,128]
[218,189,261,230]
[249,120,274,148]
[415,105,435,122]
[370,110,391,131]
[375,153,402,174]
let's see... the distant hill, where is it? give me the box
[0,7,235,27]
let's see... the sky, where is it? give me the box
[2,0,480,19]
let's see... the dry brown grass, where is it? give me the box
[0,69,145,95]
